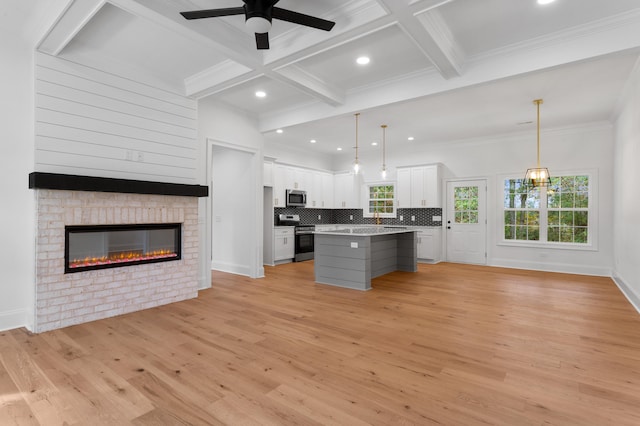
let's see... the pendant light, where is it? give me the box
[353,113,360,174]
[380,124,387,179]
[523,99,551,188]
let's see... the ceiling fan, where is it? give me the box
[180,0,336,50]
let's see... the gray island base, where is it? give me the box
[314,228,418,290]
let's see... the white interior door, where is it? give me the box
[446,180,487,264]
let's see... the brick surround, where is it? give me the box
[34,190,199,333]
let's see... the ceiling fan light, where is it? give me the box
[246,17,271,33]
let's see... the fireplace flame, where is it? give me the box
[69,249,177,269]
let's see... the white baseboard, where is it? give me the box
[612,273,640,314]
[490,258,611,277]
[211,260,254,278]
[198,274,211,290]
[0,309,27,332]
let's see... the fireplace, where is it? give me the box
[29,172,208,333]
[65,223,181,273]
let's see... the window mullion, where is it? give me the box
[540,187,549,242]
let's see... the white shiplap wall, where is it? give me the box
[35,52,197,184]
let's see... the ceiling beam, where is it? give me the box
[379,0,464,79]
[37,0,106,55]
[185,63,262,99]
[269,65,345,107]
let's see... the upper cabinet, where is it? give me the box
[396,168,412,208]
[308,171,333,208]
[396,164,442,208]
[271,163,336,208]
[334,171,361,209]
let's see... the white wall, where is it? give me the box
[334,124,615,276]
[0,17,36,331]
[265,140,334,171]
[198,99,265,280]
[613,59,640,310]
[35,52,198,184]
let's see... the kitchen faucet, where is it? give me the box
[374,211,382,225]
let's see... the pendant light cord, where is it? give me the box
[381,124,387,170]
[355,113,359,164]
[534,99,543,168]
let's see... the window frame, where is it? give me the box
[363,182,397,219]
[498,170,598,251]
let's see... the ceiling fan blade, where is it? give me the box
[180,7,245,20]
[255,32,270,49]
[272,7,335,31]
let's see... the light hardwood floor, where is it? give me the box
[2,262,640,425]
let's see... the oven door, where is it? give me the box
[294,231,314,262]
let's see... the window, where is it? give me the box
[454,186,480,224]
[366,184,395,218]
[502,174,593,247]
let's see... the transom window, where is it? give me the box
[502,174,592,246]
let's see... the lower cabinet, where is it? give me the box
[274,227,295,261]
[417,228,442,263]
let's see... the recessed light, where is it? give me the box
[371,142,378,146]
[356,56,370,65]
[310,139,316,144]
[276,129,283,134]
[537,0,555,4]
[408,136,414,141]
[255,90,266,98]
[337,147,342,151]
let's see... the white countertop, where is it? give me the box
[315,224,442,230]
[314,226,418,236]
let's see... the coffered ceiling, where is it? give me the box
[32,0,640,155]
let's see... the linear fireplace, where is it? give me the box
[29,172,208,333]
[65,223,181,273]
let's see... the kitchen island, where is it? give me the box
[314,227,417,290]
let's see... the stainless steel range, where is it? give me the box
[277,214,315,262]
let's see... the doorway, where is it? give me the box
[207,141,263,278]
[445,179,487,264]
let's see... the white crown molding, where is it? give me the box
[469,8,640,64]
[408,121,613,151]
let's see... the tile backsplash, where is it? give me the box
[274,207,443,227]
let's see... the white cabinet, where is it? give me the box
[273,164,333,208]
[397,164,442,208]
[273,165,286,207]
[333,171,361,208]
[417,228,442,262]
[308,171,331,208]
[321,172,334,208]
[274,227,295,261]
[396,168,412,208]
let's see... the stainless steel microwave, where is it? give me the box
[286,189,306,207]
